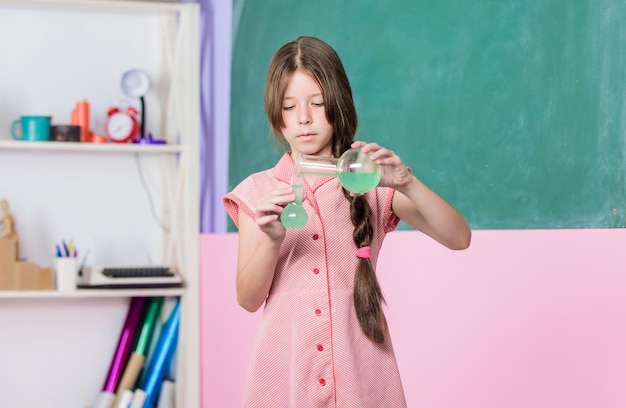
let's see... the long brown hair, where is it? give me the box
[264,36,387,344]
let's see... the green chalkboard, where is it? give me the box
[229,0,626,230]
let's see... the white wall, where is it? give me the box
[0,5,171,267]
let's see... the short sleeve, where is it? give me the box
[223,169,283,228]
[222,176,259,228]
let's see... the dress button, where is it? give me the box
[315,309,321,315]
[319,378,326,386]
[312,234,319,240]
[313,268,319,274]
[317,344,324,351]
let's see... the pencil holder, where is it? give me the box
[55,257,78,291]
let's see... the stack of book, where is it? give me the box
[91,296,181,408]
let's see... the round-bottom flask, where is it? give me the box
[295,148,381,194]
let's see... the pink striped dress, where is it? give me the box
[223,153,408,408]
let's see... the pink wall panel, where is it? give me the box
[200,229,626,407]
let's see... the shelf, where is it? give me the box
[0,140,182,154]
[0,287,186,299]
[0,0,185,15]
[0,1,201,406]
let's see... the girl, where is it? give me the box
[223,36,471,408]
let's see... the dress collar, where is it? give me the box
[272,152,296,184]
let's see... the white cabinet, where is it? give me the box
[0,1,200,406]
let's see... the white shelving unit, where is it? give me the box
[0,1,200,407]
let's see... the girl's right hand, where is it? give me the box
[255,187,295,241]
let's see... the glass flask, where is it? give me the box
[294,148,381,194]
[280,175,308,228]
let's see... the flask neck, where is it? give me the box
[294,152,339,177]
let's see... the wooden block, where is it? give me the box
[0,259,15,290]
[13,263,55,291]
[0,237,17,264]
[0,237,17,290]
[0,236,17,261]
[14,261,38,290]
[36,267,54,291]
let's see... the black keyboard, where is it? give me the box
[102,266,174,278]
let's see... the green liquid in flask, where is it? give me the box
[281,182,308,228]
[337,172,381,194]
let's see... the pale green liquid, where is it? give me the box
[281,203,308,228]
[338,172,381,194]
[281,183,308,228]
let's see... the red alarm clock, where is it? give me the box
[104,105,140,143]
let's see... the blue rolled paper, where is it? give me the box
[140,299,181,408]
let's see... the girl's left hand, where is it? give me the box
[351,141,413,191]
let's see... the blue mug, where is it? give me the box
[11,116,52,141]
